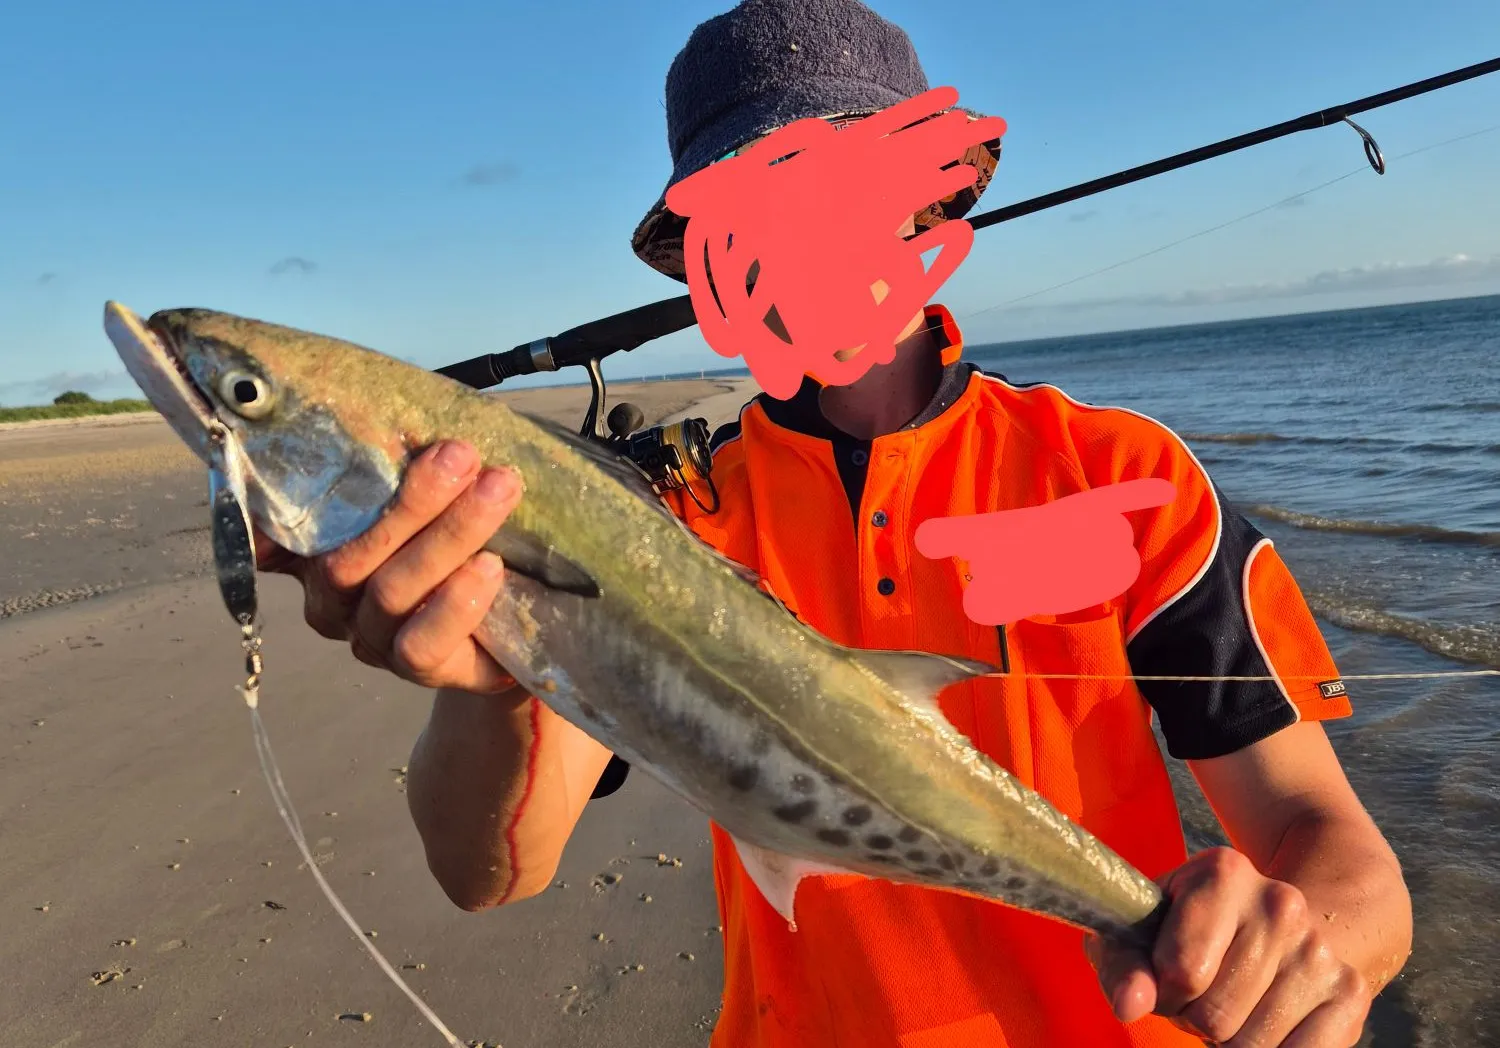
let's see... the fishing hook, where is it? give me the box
[1344,116,1386,174]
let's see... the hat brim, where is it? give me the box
[632,94,1003,283]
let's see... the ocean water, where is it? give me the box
[965,294,1500,1047]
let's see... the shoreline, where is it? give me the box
[0,410,163,434]
[0,376,757,626]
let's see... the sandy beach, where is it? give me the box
[0,378,755,1048]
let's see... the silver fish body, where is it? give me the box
[103,301,1166,950]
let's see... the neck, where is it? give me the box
[817,320,944,439]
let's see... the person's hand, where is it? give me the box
[255,440,522,695]
[1086,847,1371,1046]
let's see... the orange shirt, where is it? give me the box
[595,305,1352,1047]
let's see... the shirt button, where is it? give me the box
[871,510,888,528]
[877,578,896,596]
[850,449,868,466]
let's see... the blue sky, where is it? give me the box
[2,0,1498,405]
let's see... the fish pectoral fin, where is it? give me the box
[727,835,855,928]
[849,648,997,712]
[484,529,601,598]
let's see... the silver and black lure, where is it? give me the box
[207,421,264,704]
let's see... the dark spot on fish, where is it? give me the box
[864,834,894,851]
[816,829,851,847]
[904,850,927,864]
[915,866,945,879]
[1003,875,1027,892]
[897,827,921,844]
[841,805,872,826]
[773,800,816,823]
[937,854,955,871]
[956,880,985,892]
[578,701,599,722]
[726,763,760,792]
[790,774,815,795]
[864,854,898,865]
[979,860,1000,877]
[748,733,773,757]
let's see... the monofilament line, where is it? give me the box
[244,693,472,1048]
[979,670,1499,682]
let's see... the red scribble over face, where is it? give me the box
[665,86,1007,400]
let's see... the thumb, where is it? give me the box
[1084,935,1158,1024]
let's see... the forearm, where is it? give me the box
[406,685,612,910]
[1264,808,1413,994]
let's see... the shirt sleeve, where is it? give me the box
[1117,427,1354,760]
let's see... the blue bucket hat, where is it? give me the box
[632,0,1004,281]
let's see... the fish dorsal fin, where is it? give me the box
[847,648,997,714]
[726,834,857,931]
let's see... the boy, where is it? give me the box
[259,2,1412,1044]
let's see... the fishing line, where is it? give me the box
[241,687,470,1047]
[963,121,1500,318]
[979,670,1500,683]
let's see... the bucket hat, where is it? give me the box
[632,0,1003,281]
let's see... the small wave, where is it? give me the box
[1413,400,1500,414]
[1410,441,1500,456]
[1305,594,1500,670]
[1183,432,1498,455]
[1181,432,1292,446]
[1244,505,1500,548]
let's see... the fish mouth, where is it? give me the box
[103,301,220,459]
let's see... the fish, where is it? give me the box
[102,300,1167,951]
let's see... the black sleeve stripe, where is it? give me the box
[589,754,632,800]
[592,415,745,802]
[1126,483,1298,761]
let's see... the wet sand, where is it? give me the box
[0,378,753,1048]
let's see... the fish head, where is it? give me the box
[103,301,410,557]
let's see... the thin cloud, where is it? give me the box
[459,162,520,187]
[1067,210,1099,223]
[1276,196,1309,209]
[36,272,58,285]
[0,369,129,402]
[1003,254,1500,315]
[268,256,318,276]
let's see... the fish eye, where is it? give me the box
[217,370,276,420]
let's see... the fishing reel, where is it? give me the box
[574,357,721,513]
[602,404,720,513]
[595,406,719,518]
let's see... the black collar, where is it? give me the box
[758,359,976,441]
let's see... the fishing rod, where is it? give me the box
[435,55,1499,490]
[438,55,1498,391]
